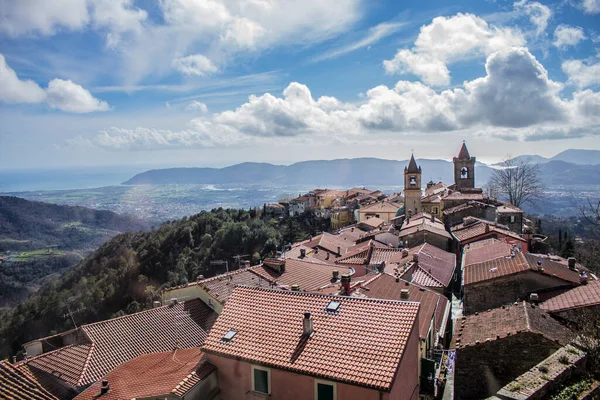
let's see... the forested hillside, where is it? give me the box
[0,208,327,358]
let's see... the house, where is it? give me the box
[74,349,219,400]
[289,195,311,216]
[358,274,451,366]
[302,232,354,259]
[421,182,449,219]
[452,302,573,399]
[461,239,587,314]
[450,217,528,252]
[359,201,402,224]
[330,206,355,230]
[264,203,286,217]
[389,243,457,295]
[0,360,59,400]
[540,278,600,321]
[202,286,421,400]
[357,216,385,231]
[398,213,452,251]
[18,299,217,396]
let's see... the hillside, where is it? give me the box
[0,196,150,308]
[550,149,600,165]
[124,158,496,187]
[0,208,326,357]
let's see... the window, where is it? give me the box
[315,380,336,400]
[433,207,439,215]
[221,329,236,342]
[510,215,516,223]
[460,167,468,179]
[252,365,271,394]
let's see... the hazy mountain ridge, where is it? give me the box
[124,156,600,187]
[493,149,600,166]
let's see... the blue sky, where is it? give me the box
[0,0,599,169]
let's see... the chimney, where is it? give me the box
[568,257,576,270]
[244,260,251,268]
[303,312,314,336]
[351,227,354,232]
[152,300,161,308]
[579,271,588,285]
[326,252,330,260]
[300,248,306,258]
[291,284,300,291]
[332,270,339,281]
[485,224,490,233]
[400,289,409,299]
[196,274,204,282]
[100,380,110,396]
[12,356,16,364]
[413,254,419,263]
[402,249,409,258]
[341,274,351,294]
[377,262,386,273]
[337,246,341,256]
[530,293,539,304]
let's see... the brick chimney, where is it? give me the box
[300,248,306,258]
[341,274,351,294]
[303,312,314,336]
[400,289,409,299]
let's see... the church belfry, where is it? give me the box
[404,154,422,215]
[453,141,476,190]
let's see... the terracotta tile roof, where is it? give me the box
[74,349,213,400]
[359,217,385,229]
[15,364,77,400]
[335,247,370,265]
[197,268,275,303]
[408,267,445,288]
[250,259,352,291]
[400,214,452,240]
[522,253,583,285]
[464,252,530,285]
[19,299,217,388]
[452,302,573,348]
[540,280,600,313]
[304,232,352,255]
[359,201,402,213]
[409,243,456,287]
[442,191,485,201]
[424,182,448,197]
[336,227,367,242]
[463,239,513,266]
[370,248,407,265]
[202,286,419,391]
[451,219,525,244]
[360,274,449,341]
[0,361,59,400]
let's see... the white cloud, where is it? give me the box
[172,54,218,76]
[46,79,111,113]
[81,47,600,149]
[514,0,552,36]
[0,54,47,103]
[185,101,208,113]
[90,0,147,48]
[0,53,110,113]
[383,13,524,86]
[0,0,89,36]
[553,25,586,49]
[562,58,600,88]
[582,0,600,14]
[313,21,407,62]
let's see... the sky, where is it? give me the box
[0,0,599,170]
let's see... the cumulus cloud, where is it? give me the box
[172,54,218,76]
[562,58,600,88]
[0,54,47,103]
[514,0,552,36]
[582,0,600,14]
[553,25,586,49]
[0,53,110,113]
[46,79,110,113]
[81,47,600,149]
[383,13,524,86]
[185,101,208,113]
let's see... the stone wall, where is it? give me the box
[463,271,573,315]
[454,333,561,399]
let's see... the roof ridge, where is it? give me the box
[233,285,422,305]
[20,341,92,365]
[523,301,531,332]
[416,266,444,286]
[76,342,96,387]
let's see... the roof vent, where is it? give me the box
[400,289,409,299]
[303,312,314,336]
[340,274,351,294]
[100,380,110,396]
[152,300,161,308]
[221,329,237,342]
[530,293,539,303]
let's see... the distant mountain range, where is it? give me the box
[494,149,600,166]
[123,152,600,188]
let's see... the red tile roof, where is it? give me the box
[360,274,450,341]
[203,286,419,391]
[250,259,352,291]
[400,214,452,240]
[303,232,352,255]
[522,253,583,285]
[74,349,212,400]
[540,280,600,313]
[0,361,59,400]
[370,248,407,265]
[442,191,485,201]
[359,217,385,229]
[451,219,525,244]
[196,268,275,303]
[359,201,402,213]
[463,252,530,285]
[409,268,445,288]
[463,239,513,266]
[19,299,217,388]
[452,302,573,348]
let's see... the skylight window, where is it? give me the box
[222,329,237,342]
[325,301,341,312]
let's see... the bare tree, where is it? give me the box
[580,198,600,229]
[488,156,544,208]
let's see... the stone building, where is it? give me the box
[452,302,573,399]
[398,213,453,251]
[452,142,476,190]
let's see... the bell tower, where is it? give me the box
[453,141,475,190]
[404,154,422,215]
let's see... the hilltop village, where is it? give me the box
[2,143,599,400]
